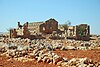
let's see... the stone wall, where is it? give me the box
[40,18,58,34]
[28,22,43,35]
[76,24,90,40]
[58,24,90,40]
[10,29,17,38]
[23,23,30,38]
[67,26,76,37]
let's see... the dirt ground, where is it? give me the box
[53,49,100,62]
[0,49,100,67]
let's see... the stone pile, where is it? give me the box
[60,58,100,67]
[65,39,100,50]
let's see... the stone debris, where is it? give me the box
[60,58,100,67]
[0,38,100,67]
[14,57,35,62]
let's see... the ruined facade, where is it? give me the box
[10,18,58,39]
[58,24,90,40]
[10,18,90,40]
[40,19,58,34]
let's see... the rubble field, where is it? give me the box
[0,37,100,67]
[0,55,57,67]
[53,49,100,62]
[0,49,100,67]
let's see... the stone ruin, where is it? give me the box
[10,18,58,39]
[9,18,90,40]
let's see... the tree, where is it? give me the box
[67,20,71,26]
[62,20,72,39]
[62,24,68,30]
[78,26,86,37]
[62,23,68,39]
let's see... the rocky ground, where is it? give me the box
[0,55,57,67]
[0,36,100,67]
[0,49,100,67]
[53,49,100,62]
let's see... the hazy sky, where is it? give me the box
[0,0,100,35]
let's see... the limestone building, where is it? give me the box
[10,18,90,40]
[10,18,58,39]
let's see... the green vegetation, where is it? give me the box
[78,26,86,37]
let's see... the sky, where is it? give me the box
[0,0,100,35]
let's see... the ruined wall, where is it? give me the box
[28,22,43,35]
[23,23,30,38]
[58,24,90,40]
[39,23,45,33]
[76,24,90,40]
[10,19,90,40]
[10,29,17,38]
[39,18,58,34]
[67,26,76,37]
[58,25,65,32]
